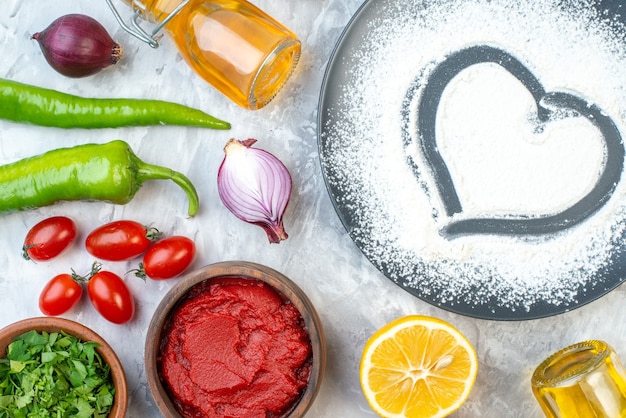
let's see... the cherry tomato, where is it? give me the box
[141,236,196,280]
[85,220,161,261]
[39,273,83,316]
[88,270,135,324]
[23,216,77,262]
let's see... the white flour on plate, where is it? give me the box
[435,64,606,216]
[321,0,626,314]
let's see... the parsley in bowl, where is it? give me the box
[0,317,127,417]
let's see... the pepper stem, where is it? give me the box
[132,156,200,217]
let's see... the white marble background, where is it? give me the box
[1,0,626,417]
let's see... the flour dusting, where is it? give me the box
[320,0,626,317]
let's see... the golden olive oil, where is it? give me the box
[122,0,300,109]
[532,340,626,417]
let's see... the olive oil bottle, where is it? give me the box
[109,0,300,109]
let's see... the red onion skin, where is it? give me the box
[218,138,292,244]
[32,14,123,78]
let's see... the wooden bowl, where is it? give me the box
[145,261,326,417]
[0,317,128,417]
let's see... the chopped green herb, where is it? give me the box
[0,329,115,417]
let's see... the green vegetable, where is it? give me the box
[0,330,115,418]
[0,140,199,216]
[0,78,230,129]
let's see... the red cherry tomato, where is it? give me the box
[88,270,135,324]
[85,220,161,261]
[141,236,196,280]
[23,216,77,262]
[39,273,83,316]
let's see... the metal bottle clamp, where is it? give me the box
[105,0,190,48]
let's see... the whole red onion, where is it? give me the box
[32,14,123,78]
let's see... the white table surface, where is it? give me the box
[1,1,626,417]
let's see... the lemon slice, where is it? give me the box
[360,315,478,418]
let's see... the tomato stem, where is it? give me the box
[145,226,163,242]
[71,261,102,283]
[127,263,148,282]
[21,244,37,261]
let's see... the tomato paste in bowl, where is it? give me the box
[145,261,325,418]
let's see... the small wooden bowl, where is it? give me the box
[145,261,326,417]
[0,317,128,417]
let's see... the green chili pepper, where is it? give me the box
[0,140,199,216]
[0,78,230,129]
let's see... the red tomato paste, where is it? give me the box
[159,276,312,418]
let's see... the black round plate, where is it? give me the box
[318,0,626,320]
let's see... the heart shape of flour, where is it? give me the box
[414,45,624,237]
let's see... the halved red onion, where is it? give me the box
[217,138,292,244]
